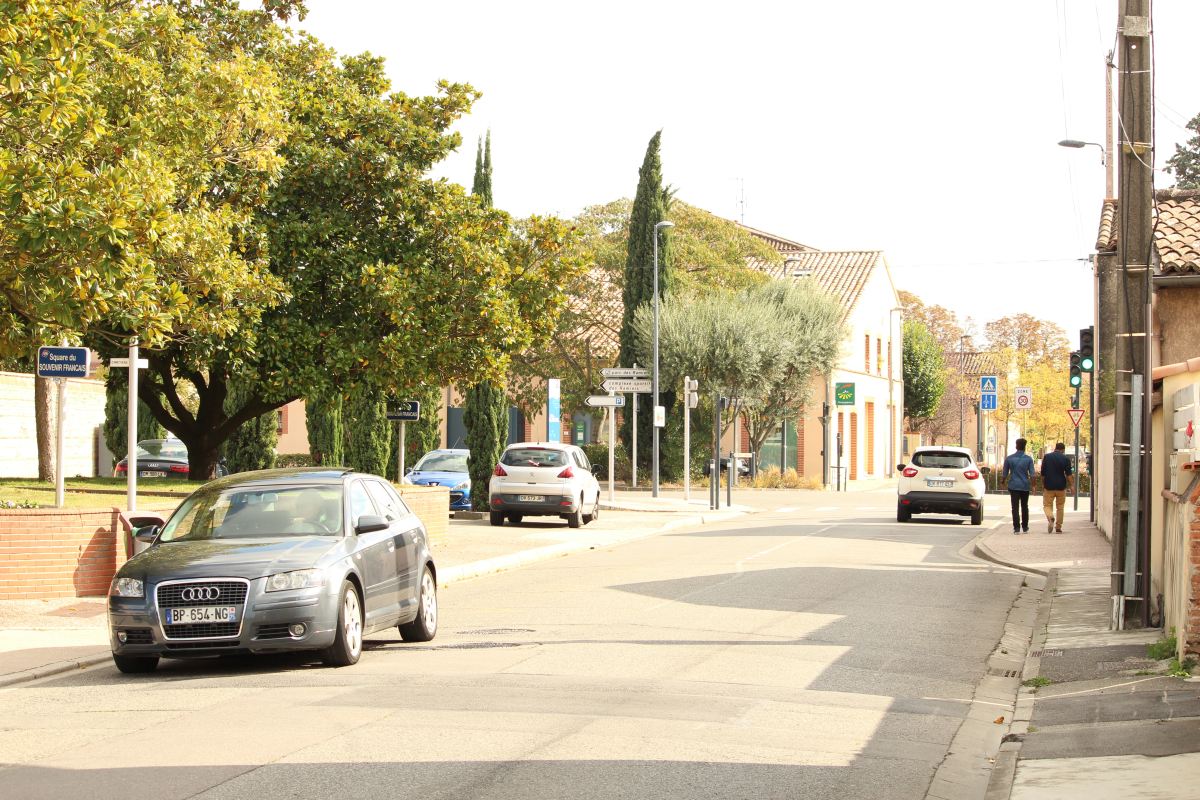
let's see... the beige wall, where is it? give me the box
[1095,411,1114,541]
[1157,286,1200,367]
[0,372,107,479]
[276,399,309,454]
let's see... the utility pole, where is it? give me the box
[1110,0,1154,629]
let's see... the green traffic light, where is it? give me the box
[1070,374,1082,387]
[1081,356,1094,371]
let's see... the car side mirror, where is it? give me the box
[355,514,389,535]
[897,464,906,471]
[591,464,602,475]
[134,526,160,544]
[980,466,992,475]
[404,468,413,475]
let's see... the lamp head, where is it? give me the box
[655,221,675,231]
[1058,139,1086,148]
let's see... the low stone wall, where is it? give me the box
[397,484,450,548]
[0,502,180,600]
[0,485,450,600]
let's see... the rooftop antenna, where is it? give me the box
[736,178,746,225]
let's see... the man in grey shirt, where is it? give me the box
[1003,438,1036,533]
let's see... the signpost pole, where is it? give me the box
[127,337,138,512]
[399,421,406,484]
[54,341,67,508]
[632,393,637,489]
[608,391,615,501]
[683,377,691,503]
[727,450,733,507]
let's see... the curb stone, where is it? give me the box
[924,569,1046,800]
[967,518,1050,577]
[437,511,749,588]
[0,651,112,689]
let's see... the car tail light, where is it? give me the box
[115,465,127,474]
[169,465,189,473]
[557,466,575,479]
[493,465,507,476]
[902,468,918,477]
[963,470,980,480]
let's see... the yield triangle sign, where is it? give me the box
[1067,409,1085,427]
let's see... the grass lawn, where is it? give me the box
[0,477,193,510]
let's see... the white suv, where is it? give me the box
[897,446,985,525]
[488,442,601,528]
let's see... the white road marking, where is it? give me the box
[816,506,839,511]
[776,507,798,513]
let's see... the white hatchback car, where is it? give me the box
[488,442,602,528]
[897,445,985,525]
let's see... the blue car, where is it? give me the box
[403,449,471,511]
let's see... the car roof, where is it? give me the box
[505,441,573,450]
[422,449,468,454]
[912,446,972,455]
[201,467,356,491]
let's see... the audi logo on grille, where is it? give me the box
[180,586,220,601]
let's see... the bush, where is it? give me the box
[276,453,315,468]
[750,466,824,490]
[1147,627,1179,661]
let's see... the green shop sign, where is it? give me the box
[835,382,856,406]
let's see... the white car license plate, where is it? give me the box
[518,495,544,502]
[926,479,954,488]
[165,606,237,625]
[141,470,167,478]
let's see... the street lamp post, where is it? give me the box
[652,220,674,498]
[779,257,803,474]
[888,306,902,476]
[959,334,968,446]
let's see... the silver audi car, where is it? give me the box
[107,468,437,673]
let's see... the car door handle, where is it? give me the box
[388,541,395,551]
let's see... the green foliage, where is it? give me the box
[463,380,507,510]
[103,374,165,460]
[344,390,390,478]
[1168,657,1198,678]
[1147,627,1179,661]
[224,377,278,474]
[472,130,493,208]
[276,453,314,468]
[306,393,344,468]
[401,384,444,474]
[1166,112,1200,189]
[1022,676,1051,688]
[902,320,946,421]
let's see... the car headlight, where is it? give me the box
[110,577,144,598]
[452,479,469,491]
[265,569,325,592]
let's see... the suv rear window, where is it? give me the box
[912,451,972,469]
[501,448,568,468]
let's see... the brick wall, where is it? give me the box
[397,484,450,549]
[0,502,179,600]
[1188,483,1200,658]
[0,371,108,478]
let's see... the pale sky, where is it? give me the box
[296,0,1200,348]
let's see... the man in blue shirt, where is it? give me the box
[1003,438,1035,533]
[1040,442,1074,534]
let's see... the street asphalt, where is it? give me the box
[0,489,1026,799]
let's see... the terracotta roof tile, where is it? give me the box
[1096,199,1117,252]
[946,351,1005,376]
[734,222,816,254]
[1154,189,1200,274]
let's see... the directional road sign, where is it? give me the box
[1067,408,1085,427]
[981,393,997,410]
[36,347,90,378]
[109,357,148,369]
[601,378,652,393]
[600,367,650,378]
[1015,387,1033,409]
[980,375,998,394]
[585,395,626,408]
[385,401,420,422]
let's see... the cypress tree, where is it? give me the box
[471,129,493,208]
[224,377,278,473]
[103,373,166,461]
[617,130,674,481]
[400,383,443,478]
[463,380,507,510]
[306,392,344,467]
[343,389,391,477]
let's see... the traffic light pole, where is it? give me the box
[1073,385,1080,511]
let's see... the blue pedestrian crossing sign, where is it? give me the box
[979,376,998,394]
[981,393,997,410]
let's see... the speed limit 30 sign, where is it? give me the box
[1015,387,1032,409]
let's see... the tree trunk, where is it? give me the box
[34,375,54,482]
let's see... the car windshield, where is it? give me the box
[136,440,188,459]
[413,452,468,473]
[501,448,568,468]
[912,451,972,469]
[159,484,343,541]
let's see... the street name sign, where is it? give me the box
[585,395,626,408]
[1015,387,1033,409]
[1067,408,1085,427]
[981,393,997,410]
[385,401,421,422]
[600,367,649,378]
[601,378,652,393]
[108,357,149,369]
[36,347,90,378]
[980,376,998,394]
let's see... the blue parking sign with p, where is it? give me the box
[979,376,997,394]
[981,393,997,410]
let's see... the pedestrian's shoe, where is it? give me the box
[1047,518,1054,534]
[1022,527,1029,533]
[1013,527,1021,534]
[1055,528,1063,534]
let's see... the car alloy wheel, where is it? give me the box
[322,582,363,667]
[400,568,438,642]
[342,589,362,658]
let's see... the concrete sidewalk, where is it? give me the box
[978,502,1200,800]
[0,503,751,689]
